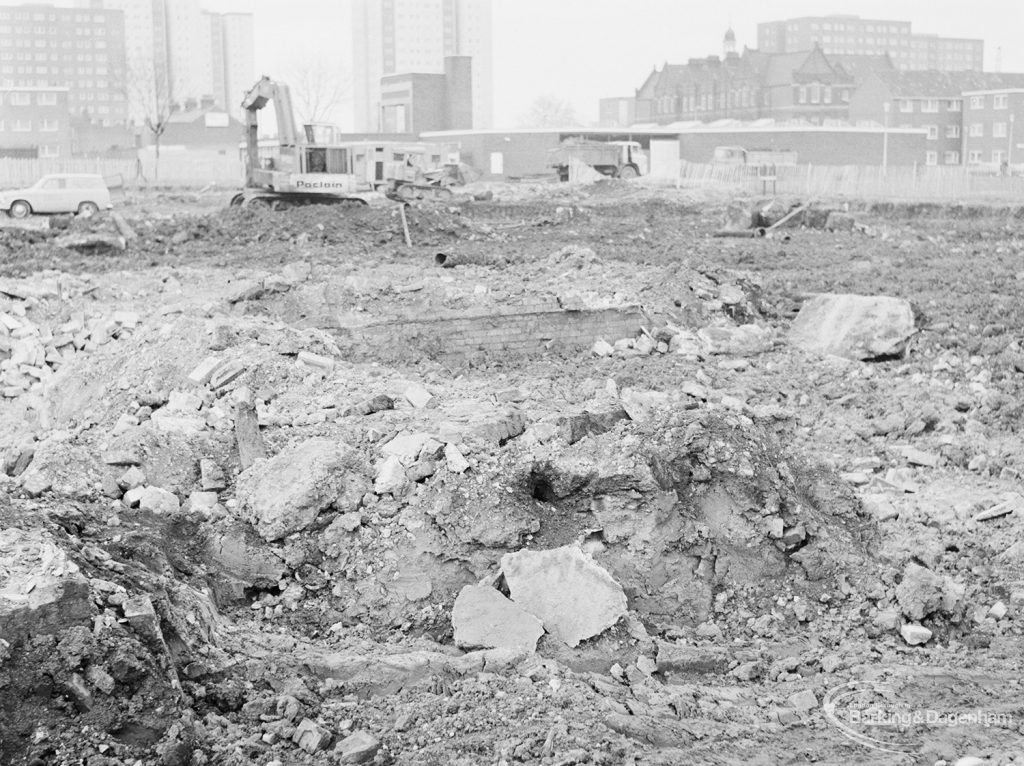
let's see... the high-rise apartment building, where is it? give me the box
[351,0,493,131]
[84,0,253,119]
[758,16,983,72]
[0,3,128,126]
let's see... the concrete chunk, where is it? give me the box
[790,293,917,361]
[403,382,433,408]
[500,545,627,647]
[293,718,333,754]
[187,356,224,386]
[452,585,544,652]
[334,730,380,764]
[235,439,369,541]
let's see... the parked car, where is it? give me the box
[0,173,112,218]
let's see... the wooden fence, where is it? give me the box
[676,162,1024,200]
[0,154,243,189]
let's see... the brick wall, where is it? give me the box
[335,305,643,359]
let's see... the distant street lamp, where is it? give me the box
[882,101,890,172]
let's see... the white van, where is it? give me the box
[0,173,113,218]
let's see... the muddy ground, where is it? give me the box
[1,181,1023,766]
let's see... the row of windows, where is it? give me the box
[0,65,113,84]
[899,99,962,113]
[0,119,60,131]
[795,85,852,105]
[0,11,109,23]
[1,92,59,106]
[924,151,961,165]
[969,94,1010,109]
[1,52,111,64]
[0,25,109,35]
[1,39,113,51]
[968,122,1011,137]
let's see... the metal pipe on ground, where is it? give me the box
[434,252,509,268]
[712,228,767,239]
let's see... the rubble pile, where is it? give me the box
[0,190,1022,764]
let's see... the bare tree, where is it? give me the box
[520,95,580,128]
[122,60,176,182]
[286,57,347,126]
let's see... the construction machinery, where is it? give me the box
[231,76,461,208]
[548,139,648,182]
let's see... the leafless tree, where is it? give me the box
[122,60,176,182]
[286,57,347,126]
[520,95,580,128]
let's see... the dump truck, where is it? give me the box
[231,76,461,208]
[548,139,648,182]
[711,146,798,167]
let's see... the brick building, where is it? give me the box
[634,45,893,126]
[757,15,982,72]
[379,56,472,134]
[0,3,128,127]
[0,85,71,157]
[850,71,1024,166]
[962,87,1024,168]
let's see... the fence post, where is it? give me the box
[805,164,812,195]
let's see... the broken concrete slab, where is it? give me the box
[293,718,333,754]
[335,730,380,764]
[0,528,93,643]
[381,432,434,464]
[444,443,470,473]
[655,643,733,675]
[136,486,180,514]
[235,439,369,541]
[373,454,409,496]
[500,545,627,647]
[790,293,917,361]
[403,382,433,408]
[451,585,545,652]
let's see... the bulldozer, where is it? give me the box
[230,76,461,208]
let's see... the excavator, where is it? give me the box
[230,76,461,208]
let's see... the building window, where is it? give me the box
[809,84,820,103]
[40,118,58,131]
[925,151,938,166]
[12,119,30,131]
[797,86,807,104]
[9,91,29,105]
[824,86,832,104]
[969,123,984,137]
[994,94,1008,109]
[899,99,913,112]
[946,124,960,138]
[944,150,960,164]
[922,99,939,113]
[925,125,938,140]
[38,144,59,157]
[969,95,984,109]
[36,91,56,105]
[968,150,982,164]
[994,122,1007,138]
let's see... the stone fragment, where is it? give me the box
[200,458,226,491]
[117,466,146,491]
[292,718,332,754]
[122,595,162,643]
[900,623,933,646]
[619,388,670,424]
[334,730,380,764]
[373,455,408,495]
[210,360,245,389]
[187,356,223,386]
[989,601,1008,620]
[592,339,614,357]
[381,432,433,464]
[403,383,433,408]
[136,486,180,514]
[790,293,917,361]
[444,443,470,473]
[0,528,92,643]
[788,689,818,711]
[895,562,945,621]
[297,350,335,371]
[235,439,368,541]
[342,394,394,417]
[150,411,206,434]
[500,545,627,647]
[452,585,545,652]
[188,491,219,511]
[901,447,940,468]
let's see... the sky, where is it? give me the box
[203,0,1024,128]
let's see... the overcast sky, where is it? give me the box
[205,0,1024,128]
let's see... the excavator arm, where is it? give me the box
[240,76,300,186]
